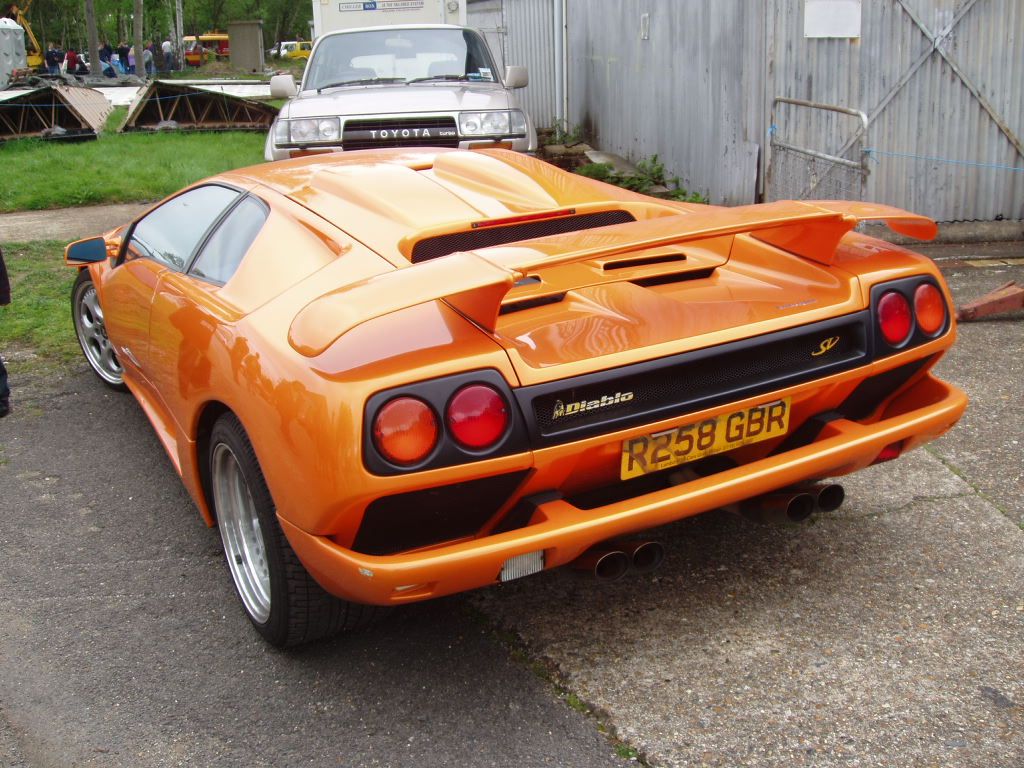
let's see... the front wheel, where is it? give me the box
[71,270,125,389]
[209,413,382,646]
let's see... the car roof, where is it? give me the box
[222,149,675,260]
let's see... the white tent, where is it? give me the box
[0,17,28,88]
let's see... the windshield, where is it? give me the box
[304,28,499,91]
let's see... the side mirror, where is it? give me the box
[270,73,298,98]
[504,65,528,89]
[64,236,108,265]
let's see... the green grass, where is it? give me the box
[0,129,266,212]
[0,241,78,365]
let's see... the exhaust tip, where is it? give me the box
[630,541,665,574]
[786,492,816,522]
[814,483,845,513]
[572,548,630,581]
[593,550,630,581]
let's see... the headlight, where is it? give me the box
[459,111,511,136]
[273,119,289,144]
[510,110,528,135]
[274,117,341,144]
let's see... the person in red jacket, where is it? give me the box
[0,247,10,417]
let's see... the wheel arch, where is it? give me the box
[194,400,233,527]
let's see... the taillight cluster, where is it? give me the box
[367,373,522,473]
[373,397,439,466]
[873,278,949,353]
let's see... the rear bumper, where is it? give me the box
[280,373,966,606]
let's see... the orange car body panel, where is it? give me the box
[66,148,966,605]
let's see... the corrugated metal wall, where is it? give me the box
[565,0,766,205]
[469,0,557,129]
[767,0,1024,222]
[488,0,1023,221]
[467,0,506,70]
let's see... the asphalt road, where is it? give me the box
[0,243,1021,767]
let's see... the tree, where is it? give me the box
[84,0,100,78]
[132,0,144,79]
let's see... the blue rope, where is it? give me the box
[864,147,1024,173]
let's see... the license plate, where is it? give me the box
[620,398,791,480]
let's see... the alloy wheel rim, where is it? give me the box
[212,443,272,623]
[74,282,124,384]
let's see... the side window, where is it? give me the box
[190,196,268,285]
[126,185,240,271]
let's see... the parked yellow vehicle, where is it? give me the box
[271,40,311,59]
[10,1,43,68]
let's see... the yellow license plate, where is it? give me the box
[620,398,791,480]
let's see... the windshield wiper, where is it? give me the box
[406,75,470,83]
[316,77,405,92]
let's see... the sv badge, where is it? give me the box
[811,336,841,357]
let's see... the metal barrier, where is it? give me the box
[765,97,869,201]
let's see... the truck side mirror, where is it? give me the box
[504,65,528,89]
[270,74,298,98]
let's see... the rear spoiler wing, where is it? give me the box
[289,200,936,357]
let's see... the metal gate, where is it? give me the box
[765,0,1024,221]
[766,98,869,202]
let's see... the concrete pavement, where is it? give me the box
[472,253,1024,767]
[0,236,1020,767]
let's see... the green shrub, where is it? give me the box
[575,154,707,203]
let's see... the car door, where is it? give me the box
[146,193,270,433]
[102,184,244,393]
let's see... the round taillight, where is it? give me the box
[878,291,912,346]
[446,384,510,450]
[914,283,946,335]
[373,397,438,465]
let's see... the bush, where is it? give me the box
[575,154,707,203]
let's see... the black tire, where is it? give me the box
[70,269,126,390]
[208,412,382,647]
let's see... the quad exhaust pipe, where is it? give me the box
[567,483,844,578]
[733,482,845,524]
[571,539,666,581]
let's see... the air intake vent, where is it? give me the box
[603,251,687,270]
[411,210,636,263]
[631,267,716,288]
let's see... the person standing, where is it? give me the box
[0,247,10,417]
[44,42,60,75]
[161,38,174,72]
[65,47,78,75]
[116,41,130,73]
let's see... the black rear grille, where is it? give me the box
[352,471,529,555]
[516,313,870,446]
[411,210,637,263]
[343,116,459,150]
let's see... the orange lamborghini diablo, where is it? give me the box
[65,148,966,646]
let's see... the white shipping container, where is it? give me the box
[313,0,467,38]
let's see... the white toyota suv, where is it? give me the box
[265,25,537,160]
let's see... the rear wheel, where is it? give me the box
[209,413,381,646]
[71,270,125,389]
